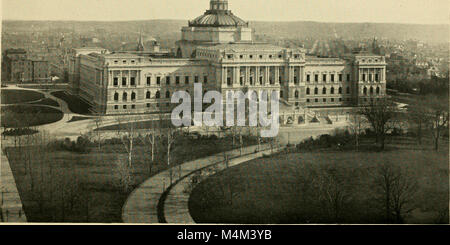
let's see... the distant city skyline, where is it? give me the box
[1,0,449,25]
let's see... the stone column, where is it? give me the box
[245,66,250,86]
[289,66,294,85]
[234,67,239,85]
[222,67,226,85]
[274,66,280,84]
[255,66,260,86]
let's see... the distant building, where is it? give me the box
[69,0,387,115]
[2,48,50,83]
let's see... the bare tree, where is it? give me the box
[115,155,134,193]
[347,111,367,151]
[372,163,418,223]
[114,114,141,168]
[316,167,353,223]
[89,113,104,151]
[424,95,449,151]
[359,99,398,150]
[166,127,180,183]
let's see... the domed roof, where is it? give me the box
[189,10,248,27]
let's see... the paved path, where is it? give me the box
[163,146,283,224]
[0,148,26,222]
[122,144,272,223]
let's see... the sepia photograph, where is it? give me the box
[0,0,449,236]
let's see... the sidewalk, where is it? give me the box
[163,146,283,224]
[1,149,27,222]
[122,144,270,223]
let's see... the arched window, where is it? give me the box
[306,88,310,95]
[323,87,327,94]
[155,91,160,99]
[331,87,335,94]
[363,87,367,95]
[314,87,319,95]
[146,91,151,99]
[370,87,374,94]
[295,90,299,98]
[114,92,119,101]
[347,87,350,94]
[339,87,342,94]
[376,87,380,94]
[131,92,136,101]
[122,92,128,101]
[166,91,170,98]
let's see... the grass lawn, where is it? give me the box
[28,98,60,107]
[1,105,64,128]
[1,89,45,104]
[51,91,92,115]
[6,135,258,222]
[189,136,449,224]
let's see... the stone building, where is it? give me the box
[2,48,51,83]
[69,0,387,116]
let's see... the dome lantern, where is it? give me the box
[189,0,248,27]
[210,0,228,11]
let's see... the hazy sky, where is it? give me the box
[2,0,449,24]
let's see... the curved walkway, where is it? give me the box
[122,144,276,223]
[163,146,283,224]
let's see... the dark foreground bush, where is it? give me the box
[2,128,38,136]
[48,136,93,153]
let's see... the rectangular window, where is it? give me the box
[315,74,319,82]
[123,105,127,109]
[157,77,161,85]
[195,76,199,83]
[323,74,327,82]
[185,76,190,84]
[176,76,180,84]
[347,74,351,82]
[130,77,136,86]
[204,76,208,84]
[323,98,327,103]
[294,77,298,84]
[132,105,136,109]
[114,105,118,110]
[375,74,379,82]
[362,74,366,81]
[122,77,127,86]
[339,74,343,82]
[250,77,253,85]
[166,76,171,85]
[147,103,151,108]
[114,77,118,86]
[331,74,335,82]
[306,74,310,82]
[369,74,373,81]
[147,77,151,86]
[227,77,232,86]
